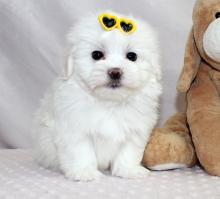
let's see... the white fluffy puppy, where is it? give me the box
[33,12,162,181]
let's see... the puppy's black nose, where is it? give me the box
[108,68,123,80]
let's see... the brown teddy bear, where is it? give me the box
[143,0,220,176]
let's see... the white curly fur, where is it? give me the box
[33,11,162,181]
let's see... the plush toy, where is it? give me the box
[143,0,220,176]
[143,113,197,170]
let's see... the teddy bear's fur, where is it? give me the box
[143,0,220,176]
[143,113,196,169]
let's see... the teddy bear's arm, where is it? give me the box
[187,64,220,176]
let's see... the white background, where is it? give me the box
[0,0,196,148]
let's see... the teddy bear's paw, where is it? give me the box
[148,163,187,171]
[112,165,150,179]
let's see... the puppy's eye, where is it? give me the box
[215,12,220,18]
[126,52,137,62]
[91,51,104,60]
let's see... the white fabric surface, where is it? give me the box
[1,149,220,199]
[0,0,196,148]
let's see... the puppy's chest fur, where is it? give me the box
[54,86,151,140]
[51,81,156,169]
[68,104,135,169]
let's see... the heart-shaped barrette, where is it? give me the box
[98,13,118,31]
[118,19,136,34]
[98,13,137,35]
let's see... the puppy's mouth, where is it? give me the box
[107,80,122,89]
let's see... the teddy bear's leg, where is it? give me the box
[187,66,220,176]
[142,113,197,170]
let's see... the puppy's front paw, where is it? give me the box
[64,167,103,182]
[112,166,150,179]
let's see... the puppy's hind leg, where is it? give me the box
[33,126,59,171]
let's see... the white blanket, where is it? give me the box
[0,150,219,199]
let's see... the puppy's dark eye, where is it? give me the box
[215,12,220,18]
[91,51,104,60]
[126,52,137,62]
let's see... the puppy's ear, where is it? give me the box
[177,28,201,92]
[154,57,162,81]
[151,53,162,81]
[63,54,74,80]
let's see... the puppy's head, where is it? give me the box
[65,12,161,101]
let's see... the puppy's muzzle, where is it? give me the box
[107,68,123,88]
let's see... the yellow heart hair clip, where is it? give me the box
[98,13,137,35]
[98,13,119,31]
[118,18,137,34]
